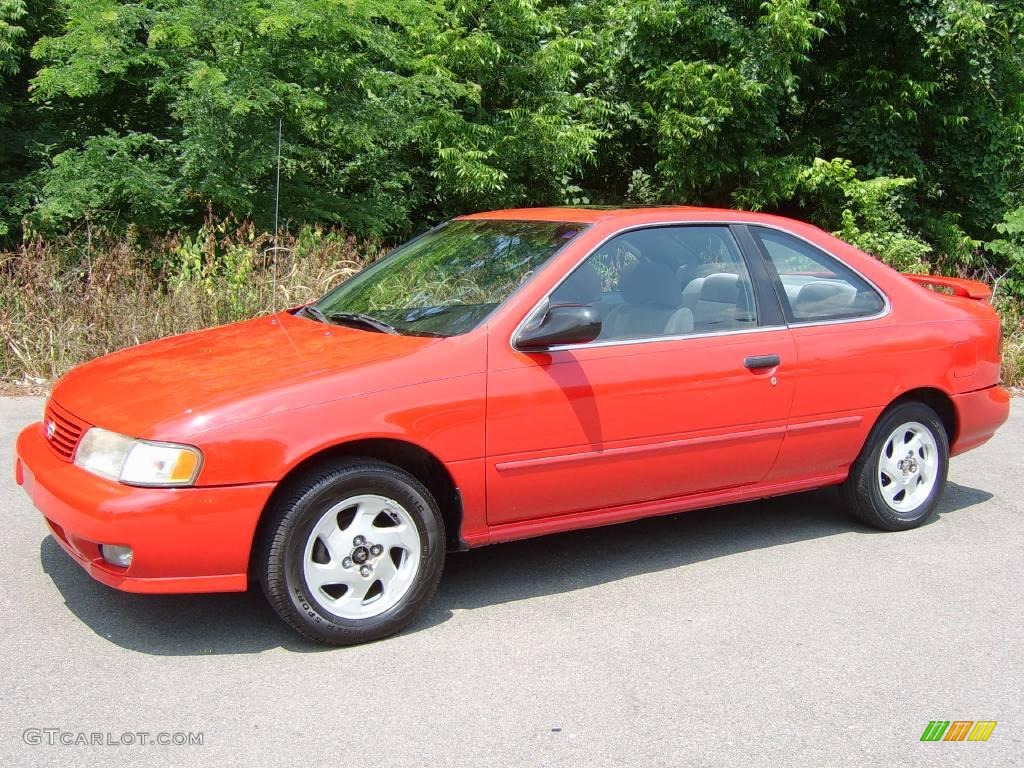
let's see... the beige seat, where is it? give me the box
[601,261,693,339]
[792,280,857,318]
[681,276,705,312]
[692,273,745,330]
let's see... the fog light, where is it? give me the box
[100,544,133,568]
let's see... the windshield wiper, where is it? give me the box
[302,304,431,335]
[302,304,330,324]
[325,312,400,335]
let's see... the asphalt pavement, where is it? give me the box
[1,396,1021,767]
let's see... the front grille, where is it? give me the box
[43,401,88,461]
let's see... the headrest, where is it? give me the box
[619,260,681,307]
[796,281,847,304]
[681,276,705,300]
[699,272,740,304]
[556,261,602,304]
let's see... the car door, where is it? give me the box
[741,224,893,483]
[484,223,797,526]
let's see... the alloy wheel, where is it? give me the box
[876,421,939,514]
[302,494,421,619]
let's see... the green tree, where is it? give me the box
[1,0,62,237]
[26,0,466,234]
[1,0,1022,299]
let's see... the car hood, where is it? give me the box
[51,311,445,438]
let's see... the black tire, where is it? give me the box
[841,402,949,531]
[256,459,445,645]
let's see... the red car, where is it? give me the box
[15,207,1009,644]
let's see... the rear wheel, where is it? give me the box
[841,402,949,531]
[257,459,445,645]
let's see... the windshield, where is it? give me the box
[312,219,586,337]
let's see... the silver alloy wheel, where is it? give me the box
[302,494,421,620]
[877,421,939,513]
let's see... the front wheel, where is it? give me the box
[841,402,949,531]
[256,459,446,645]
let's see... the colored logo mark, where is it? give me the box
[920,721,997,742]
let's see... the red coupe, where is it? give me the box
[15,207,1009,644]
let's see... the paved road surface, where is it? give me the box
[1,396,1020,767]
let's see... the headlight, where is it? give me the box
[74,428,202,487]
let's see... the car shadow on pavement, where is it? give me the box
[428,481,992,615]
[39,481,991,656]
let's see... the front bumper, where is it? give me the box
[16,421,274,593]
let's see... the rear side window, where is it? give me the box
[751,227,886,323]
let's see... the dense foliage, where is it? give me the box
[1,0,1023,294]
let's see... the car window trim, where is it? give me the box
[511,220,788,353]
[743,224,892,327]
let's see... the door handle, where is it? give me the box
[744,354,780,370]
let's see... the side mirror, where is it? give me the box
[516,303,602,349]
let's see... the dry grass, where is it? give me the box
[0,220,379,392]
[2,221,1023,392]
[995,296,1024,393]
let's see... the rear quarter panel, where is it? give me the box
[763,223,1003,482]
[803,227,1002,397]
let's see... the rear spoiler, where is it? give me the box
[902,274,992,301]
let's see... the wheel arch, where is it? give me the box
[253,438,467,567]
[881,387,957,445]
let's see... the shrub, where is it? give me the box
[3,218,1022,392]
[0,221,377,390]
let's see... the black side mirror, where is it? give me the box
[516,303,602,349]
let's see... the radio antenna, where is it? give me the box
[271,117,282,312]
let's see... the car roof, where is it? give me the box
[456,206,781,225]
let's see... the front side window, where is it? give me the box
[751,227,886,323]
[314,219,585,336]
[549,225,758,342]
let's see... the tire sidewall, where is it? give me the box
[275,465,444,643]
[863,404,949,528]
